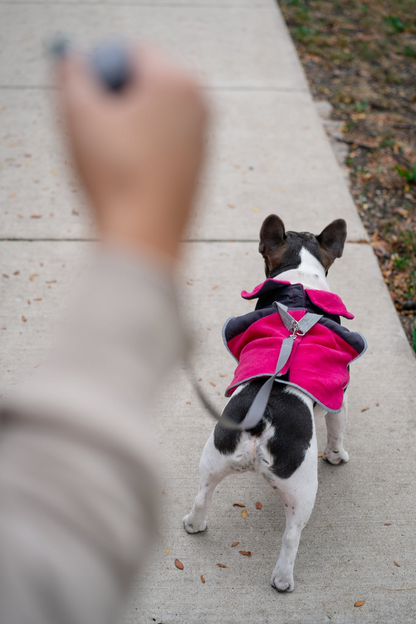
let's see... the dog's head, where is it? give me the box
[259,215,347,278]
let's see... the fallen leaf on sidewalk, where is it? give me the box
[200,575,205,583]
[166,548,170,554]
[231,542,240,547]
[228,204,235,208]
[242,509,248,519]
[13,271,19,275]
[212,285,218,290]
[252,207,260,213]
[318,453,323,458]
[239,551,251,556]
[174,559,184,570]
[354,601,365,607]
[209,381,216,387]
[21,316,27,322]
[256,502,263,510]
[220,374,228,377]
[384,523,392,526]
[233,503,245,507]
[30,215,42,219]
[394,561,401,567]
[217,564,227,568]
[361,407,370,412]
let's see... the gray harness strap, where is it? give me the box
[218,304,322,430]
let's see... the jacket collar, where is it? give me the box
[241,279,354,320]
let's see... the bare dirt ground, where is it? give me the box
[280,0,416,353]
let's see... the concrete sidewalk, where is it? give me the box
[1,1,416,623]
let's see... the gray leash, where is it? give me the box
[190,303,322,431]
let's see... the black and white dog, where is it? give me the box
[183,215,363,592]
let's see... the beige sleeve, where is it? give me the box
[0,248,187,624]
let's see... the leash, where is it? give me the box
[189,303,322,431]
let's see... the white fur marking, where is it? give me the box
[277,247,330,292]
[298,247,326,278]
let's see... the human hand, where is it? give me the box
[58,45,208,262]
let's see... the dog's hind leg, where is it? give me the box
[183,429,237,533]
[323,393,349,464]
[267,424,318,592]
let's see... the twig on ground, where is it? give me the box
[334,137,377,150]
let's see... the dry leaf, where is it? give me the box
[217,564,227,568]
[186,401,191,405]
[239,551,251,556]
[21,316,27,322]
[30,215,41,219]
[166,548,170,554]
[174,559,184,570]
[354,601,365,608]
[209,381,216,387]
[256,502,262,510]
[394,561,401,567]
[8,193,16,198]
[200,575,205,583]
[13,271,19,275]
[231,542,240,547]
[252,207,260,213]
[34,298,42,301]
[50,170,57,175]
[46,280,57,284]
[227,204,235,208]
[186,281,193,285]
[212,285,218,290]
[220,374,228,377]
[361,407,370,412]
[318,453,323,458]
[162,489,166,494]
[2,274,9,278]
[384,523,392,526]
[198,378,202,381]
[242,509,248,519]
[233,503,245,508]
[72,209,79,216]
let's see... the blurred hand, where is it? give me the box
[59,46,208,261]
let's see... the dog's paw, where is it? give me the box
[323,446,349,465]
[182,514,207,534]
[270,567,294,593]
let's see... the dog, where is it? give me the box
[183,214,366,592]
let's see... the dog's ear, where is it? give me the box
[316,219,347,270]
[259,214,286,275]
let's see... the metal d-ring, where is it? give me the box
[290,321,305,338]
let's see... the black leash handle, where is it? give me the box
[49,36,133,93]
